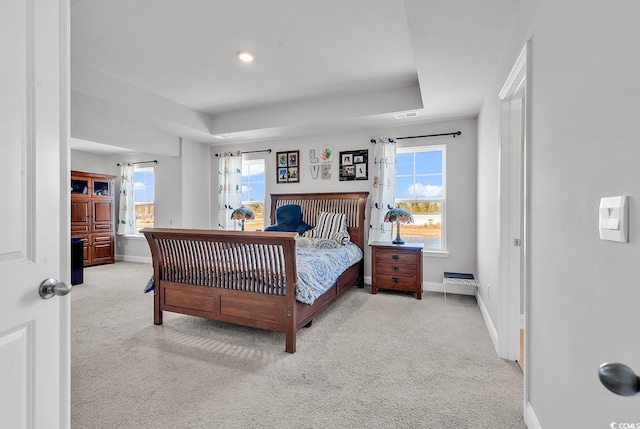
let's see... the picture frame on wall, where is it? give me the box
[339,149,368,181]
[276,150,300,183]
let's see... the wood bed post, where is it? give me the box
[142,230,163,325]
[284,239,297,353]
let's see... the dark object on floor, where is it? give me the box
[71,237,84,285]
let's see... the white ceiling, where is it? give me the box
[70,0,522,153]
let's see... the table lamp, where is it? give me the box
[231,206,255,231]
[384,207,414,245]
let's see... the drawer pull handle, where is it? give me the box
[392,266,399,271]
[392,277,400,283]
[391,254,399,260]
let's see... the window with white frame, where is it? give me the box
[241,159,265,231]
[133,166,154,234]
[395,145,445,250]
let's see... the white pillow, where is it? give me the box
[303,211,350,244]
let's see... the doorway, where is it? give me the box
[498,41,530,404]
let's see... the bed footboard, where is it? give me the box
[143,228,300,352]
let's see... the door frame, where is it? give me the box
[497,40,531,409]
[59,0,72,426]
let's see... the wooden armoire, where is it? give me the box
[71,170,116,266]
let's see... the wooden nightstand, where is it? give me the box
[370,242,424,300]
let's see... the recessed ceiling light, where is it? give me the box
[237,51,254,63]
[394,112,419,119]
[213,134,231,140]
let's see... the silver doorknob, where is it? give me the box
[39,278,72,299]
[598,362,640,396]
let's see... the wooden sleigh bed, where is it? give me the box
[143,191,368,353]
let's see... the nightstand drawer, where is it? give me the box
[375,275,419,292]
[374,250,418,265]
[375,263,417,276]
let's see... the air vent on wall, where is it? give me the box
[394,111,418,119]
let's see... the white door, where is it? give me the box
[0,1,70,428]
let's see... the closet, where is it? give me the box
[71,170,116,266]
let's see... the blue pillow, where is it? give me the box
[264,204,311,234]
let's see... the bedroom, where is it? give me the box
[2,1,639,428]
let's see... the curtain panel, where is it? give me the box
[368,136,397,244]
[218,153,242,230]
[117,163,136,235]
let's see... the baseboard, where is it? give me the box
[115,254,152,264]
[525,401,542,429]
[363,278,477,297]
[477,292,499,355]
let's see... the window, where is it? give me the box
[133,166,154,234]
[395,146,445,251]
[241,159,265,231]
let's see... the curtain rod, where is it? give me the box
[397,131,461,140]
[214,149,272,157]
[370,131,461,143]
[116,160,158,166]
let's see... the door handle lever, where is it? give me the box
[598,362,640,396]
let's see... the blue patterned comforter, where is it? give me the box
[144,238,363,305]
[295,239,363,304]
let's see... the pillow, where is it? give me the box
[303,211,350,244]
[295,236,341,249]
[310,238,342,249]
[264,204,311,234]
[295,236,313,248]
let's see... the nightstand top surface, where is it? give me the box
[369,241,424,250]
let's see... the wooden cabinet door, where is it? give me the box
[71,199,91,233]
[92,200,113,233]
[91,234,114,264]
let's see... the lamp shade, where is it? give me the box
[383,207,414,224]
[231,206,255,221]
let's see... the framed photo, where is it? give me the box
[288,152,298,167]
[339,149,368,181]
[320,146,333,163]
[277,153,287,167]
[277,167,288,183]
[276,150,300,183]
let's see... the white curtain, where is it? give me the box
[368,136,397,244]
[117,163,136,235]
[218,153,242,230]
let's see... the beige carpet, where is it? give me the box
[71,262,525,429]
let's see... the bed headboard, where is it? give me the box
[270,192,369,250]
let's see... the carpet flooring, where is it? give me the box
[71,262,525,429]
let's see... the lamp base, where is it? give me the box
[392,222,404,245]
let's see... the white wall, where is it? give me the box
[212,117,477,285]
[477,0,640,426]
[70,149,116,176]
[181,138,211,229]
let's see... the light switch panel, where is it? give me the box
[599,196,628,242]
